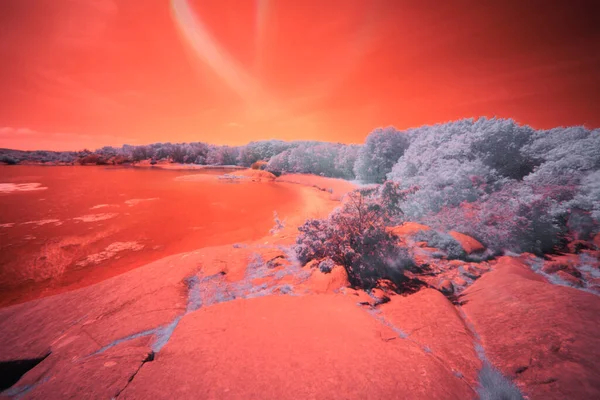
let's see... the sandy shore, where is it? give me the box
[131,160,245,170]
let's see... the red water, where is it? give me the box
[0,166,302,307]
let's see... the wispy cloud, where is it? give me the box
[226,122,244,128]
[0,127,35,136]
[33,68,125,114]
[0,127,138,151]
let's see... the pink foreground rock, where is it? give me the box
[120,295,475,400]
[379,289,481,387]
[461,256,600,399]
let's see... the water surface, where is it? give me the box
[0,166,301,306]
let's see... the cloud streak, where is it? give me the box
[0,127,138,151]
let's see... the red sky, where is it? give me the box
[0,0,598,151]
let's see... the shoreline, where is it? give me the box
[0,172,354,308]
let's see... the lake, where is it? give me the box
[0,166,302,306]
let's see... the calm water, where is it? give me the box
[0,166,301,306]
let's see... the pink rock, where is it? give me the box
[308,265,349,294]
[555,270,583,287]
[388,222,431,237]
[448,231,485,254]
[461,257,600,399]
[379,289,481,386]
[454,277,467,287]
[120,295,474,399]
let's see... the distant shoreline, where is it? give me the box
[0,160,247,170]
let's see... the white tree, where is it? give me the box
[354,126,409,183]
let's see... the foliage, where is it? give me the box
[376,118,599,254]
[354,126,409,183]
[423,182,569,255]
[318,258,335,273]
[0,140,358,180]
[266,142,359,179]
[295,189,414,289]
[237,140,291,167]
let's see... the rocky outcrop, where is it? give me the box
[119,295,475,400]
[0,243,479,399]
[306,264,350,294]
[460,256,600,399]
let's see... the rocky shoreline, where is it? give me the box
[1,174,599,399]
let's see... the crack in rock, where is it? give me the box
[363,305,479,395]
[456,306,525,399]
[112,351,155,399]
[88,247,309,359]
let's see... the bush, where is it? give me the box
[318,258,335,273]
[295,190,414,289]
[424,183,566,255]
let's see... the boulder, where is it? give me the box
[542,261,581,278]
[388,222,432,237]
[448,231,485,254]
[307,265,349,294]
[448,260,465,268]
[555,270,583,287]
[369,288,391,304]
[340,288,376,305]
[567,240,593,254]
